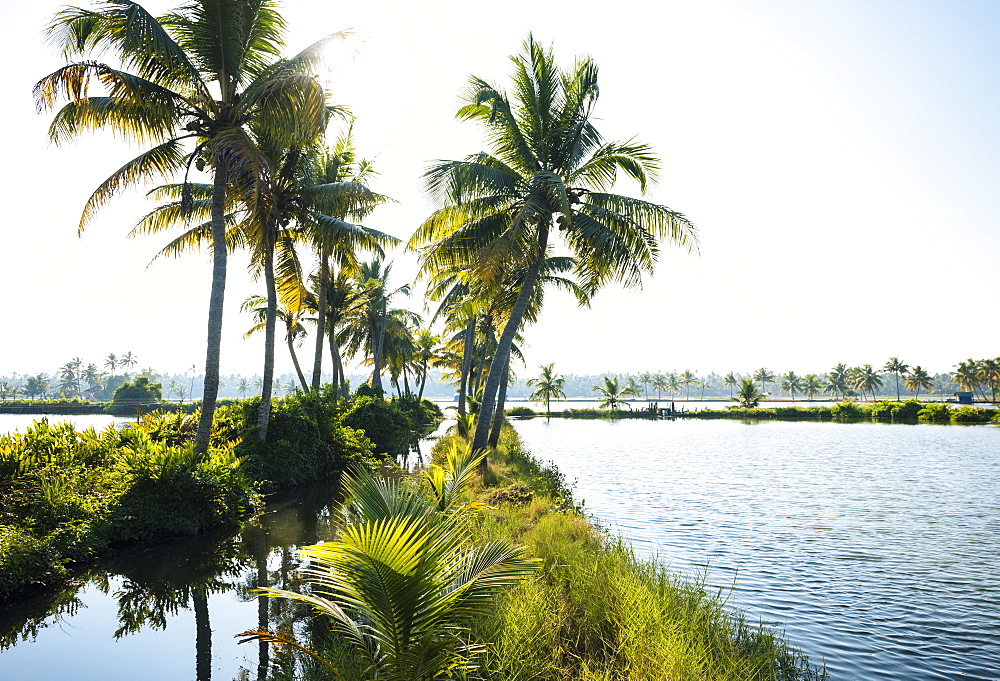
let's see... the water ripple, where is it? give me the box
[514,418,1000,681]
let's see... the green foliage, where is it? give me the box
[112,376,163,405]
[505,406,536,417]
[918,403,952,423]
[340,396,417,459]
[734,378,762,408]
[948,406,994,423]
[215,391,377,491]
[830,401,864,421]
[0,418,259,600]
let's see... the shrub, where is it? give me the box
[918,403,952,423]
[341,396,417,459]
[505,406,535,417]
[889,400,922,422]
[111,376,163,405]
[949,406,994,424]
[831,401,863,421]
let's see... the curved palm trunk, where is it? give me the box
[311,256,330,392]
[487,362,509,448]
[458,316,476,416]
[418,357,429,400]
[195,163,229,453]
[257,242,277,441]
[472,226,548,454]
[327,328,341,398]
[287,330,308,391]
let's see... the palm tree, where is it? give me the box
[410,36,696,452]
[37,0,336,452]
[252,457,538,680]
[826,363,849,401]
[120,351,137,378]
[593,376,631,411]
[954,359,983,400]
[412,330,441,400]
[882,357,909,401]
[735,378,762,408]
[651,372,669,400]
[666,372,682,400]
[105,353,119,376]
[753,368,776,395]
[243,292,310,391]
[236,377,250,398]
[780,371,802,401]
[903,366,933,400]
[637,372,653,400]
[527,363,566,414]
[851,364,883,401]
[23,375,50,400]
[681,370,698,400]
[723,372,738,399]
[802,373,823,401]
[624,377,642,402]
[978,358,1000,402]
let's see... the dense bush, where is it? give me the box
[341,396,419,458]
[0,418,258,599]
[918,403,952,423]
[505,406,536,417]
[213,391,376,490]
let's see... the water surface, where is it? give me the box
[512,418,999,681]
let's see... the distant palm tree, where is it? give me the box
[638,372,653,399]
[121,351,137,378]
[826,363,849,400]
[753,368,776,395]
[237,378,251,398]
[903,366,933,400]
[623,377,642,401]
[882,357,909,401]
[666,372,682,400]
[735,378,762,408]
[780,371,803,401]
[105,354,119,376]
[954,359,983,400]
[651,373,669,400]
[699,379,710,400]
[723,372,738,399]
[802,374,823,400]
[527,363,566,415]
[851,365,883,401]
[594,376,631,411]
[681,370,698,400]
[978,358,1000,402]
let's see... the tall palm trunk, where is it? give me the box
[327,328,340,397]
[193,587,212,681]
[258,241,277,440]
[458,316,475,416]
[487,361,509,448]
[195,163,229,453]
[311,256,329,391]
[418,358,429,399]
[472,225,548,454]
[371,300,386,393]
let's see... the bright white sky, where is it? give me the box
[3,0,998,380]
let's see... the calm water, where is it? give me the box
[0,413,135,434]
[512,418,1000,681]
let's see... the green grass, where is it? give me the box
[432,426,827,681]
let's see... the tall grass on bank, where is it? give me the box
[436,426,828,681]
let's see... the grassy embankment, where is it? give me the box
[509,400,999,424]
[428,425,828,680]
[0,391,440,601]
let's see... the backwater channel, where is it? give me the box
[511,417,999,681]
[0,414,996,680]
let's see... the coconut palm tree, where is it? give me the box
[826,363,849,400]
[37,0,338,451]
[593,376,631,411]
[780,371,803,401]
[250,457,538,680]
[243,292,310,391]
[680,370,698,400]
[666,372,682,400]
[802,373,823,401]
[735,378,762,408]
[978,358,1000,402]
[411,330,441,400]
[954,359,983,401]
[105,354,119,376]
[903,365,933,400]
[851,364,883,401]
[723,372,738,399]
[753,368,775,395]
[637,372,653,400]
[882,357,909,401]
[120,351,137,377]
[624,377,643,402]
[410,36,696,452]
[651,372,669,400]
[527,363,566,414]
